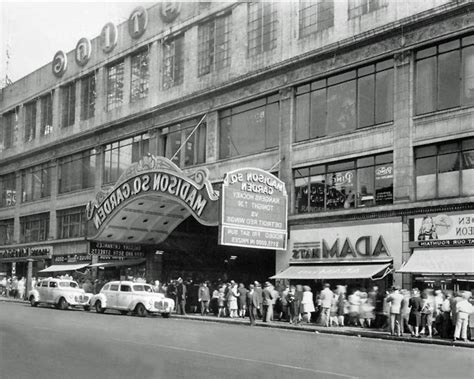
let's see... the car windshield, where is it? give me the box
[133,284,154,293]
[58,281,78,288]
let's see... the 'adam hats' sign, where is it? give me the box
[219,168,288,250]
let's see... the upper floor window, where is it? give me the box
[415,35,474,115]
[103,133,150,184]
[0,219,14,245]
[81,74,96,120]
[2,109,18,149]
[107,60,125,110]
[163,118,206,167]
[0,173,16,208]
[58,149,96,194]
[57,207,86,239]
[220,94,279,159]
[295,58,393,142]
[299,0,334,37]
[24,101,37,142]
[130,49,150,102]
[61,82,76,127]
[20,213,49,243]
[163,34,184,89]
[348,0,387,19]
[415,138,474,200]
[248,1,278,57]
[198,13,231,76]
[294,152,393,214]
[40,93,53,136]
[21,163,52,203]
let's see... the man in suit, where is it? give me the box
[247,284,260,326]
[254,281,263,318]
[176,277,187,315]
[262,281,274,322]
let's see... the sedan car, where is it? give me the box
[28,278,92,310]
[89,281,174,317]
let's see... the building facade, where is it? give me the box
[1,1,473,292]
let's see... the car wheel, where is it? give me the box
[161,313,170,318]
[120,310,128,315]
[83,305,90,312]
[58,297,68,311]
[135,303,147,317]
[29,296,38,307]
[95,300,105,314]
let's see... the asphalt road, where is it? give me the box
[0,302,472,379]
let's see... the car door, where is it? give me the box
[37,280,49,302]
[104,283,119,308]
[117,284,133,309]
[48,281,59,303]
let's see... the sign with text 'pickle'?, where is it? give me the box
[219,168,288,250]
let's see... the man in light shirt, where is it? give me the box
[386,286,404,336]
[320,283,333,327]
[454,291,473,342]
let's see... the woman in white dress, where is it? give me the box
[301,285,315,323]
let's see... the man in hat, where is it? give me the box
[176,277,187,315]
[247,284,260,326]
[262,281,274,322]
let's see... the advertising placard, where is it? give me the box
[414,213,474,247]
[219,168,287,250]
[90,241,146,261]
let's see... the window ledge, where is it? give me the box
[413,105,474,124]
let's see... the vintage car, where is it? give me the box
[28,278,92,310]
[89,281,174,317]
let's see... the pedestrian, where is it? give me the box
[271,285,280,321]
[409,288,423,337]
[400,289,411,335]
[386,286,404,336]
[348,289,361,326]
[279,285,290,321]
[198,282,210,316]
[247,284,260,326]
[18,277,26,300]
[254,281,263,319]
[238,283,248,318]
[287,285,299,324]
[420,292,433,337]
[176,277,187,315]
[440,291,453,338]
[301,285,315,323]
[262,281,274,322]
[329,292,339,327]
[211,285,220,316]
[217,285,226,317]
[228,282,239,318]
[453,291,473,342]
[336,285,347,327]
[319,283,333,327]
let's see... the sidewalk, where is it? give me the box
[3,296,472,348]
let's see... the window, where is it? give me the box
[163,118,206,167]
[61,82,76,127]
[299,0,334,37]
[415,35,474,115]
[130,50,150,102]
[58,149,96,194]
[295,59,393,142]
[248,1,278,57]
[107,60,125,110]
[198,13,231,76]
[163,34,184,89]
[294,152,393,213]
[0,173,16,208]
[49,281,58,288]
[120,285,132,292]
[24,101,37,142]
[57,207,86,239]
[20,213,49,243]
[81,74,96,120]
[348,0,387,19]
[415,138,474,200]
[219,94,279,159]
[2,110,18,149]
[110,284,119,291]
[103,133,150,184]
[40,93,53,136]
[21,163,52,203]
[0,219,14,245]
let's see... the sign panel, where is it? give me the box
[0,246,52,262]
[53,254,92,264]
[90,241,146,261]
[414,213,474,247]
[219,168,287,250]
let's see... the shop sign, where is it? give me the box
[375,164,393,203]
[128,6,148,39]
[290,222,401,263]
[75,38,91,66]
[90,242,145,261]
[0,246,52,260]
[100,22,118,54]
[52,51,67,77]
[414,213,474,247]
[219,168,288,251]
[53,254,92,264]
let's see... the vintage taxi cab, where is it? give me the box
[89,281,174,317]
[28,278,92,310]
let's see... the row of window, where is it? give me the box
[0,207,85,245]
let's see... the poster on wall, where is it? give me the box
[413,213,474,247]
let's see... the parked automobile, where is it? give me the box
[28,278,92,310]
[89,281,174,317]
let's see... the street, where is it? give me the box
[0,302,472,379]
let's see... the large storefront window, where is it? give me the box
[0,173,16,208]
[20,213,49,243]
[248,1,278,56]
[164,118,206,167]
[415,34,474,115]
[103,133,150,184]
[21,163,51,203]
[219,94,279,159]
[294,152,393,213]
[57,207,86,239]
[415,138,474,200]
[0,219,14,245]
[107,60,125,110]
[58,149,96,194]
[130,49,150,102]
[299,0,334,37]
[295,59,393,142]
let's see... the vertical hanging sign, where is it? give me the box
[219,168,288,250]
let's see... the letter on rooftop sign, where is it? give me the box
[75,38,91,67]
[52,51,67,77]
[128,6,148,39]
[100,22,118,54]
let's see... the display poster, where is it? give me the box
[89,241,146,261]
[414,213,474,247]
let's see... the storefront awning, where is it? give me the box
[398,248,474,274]
[39,263,90,273]
[89,259,146,269]
[270,263,392,280]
